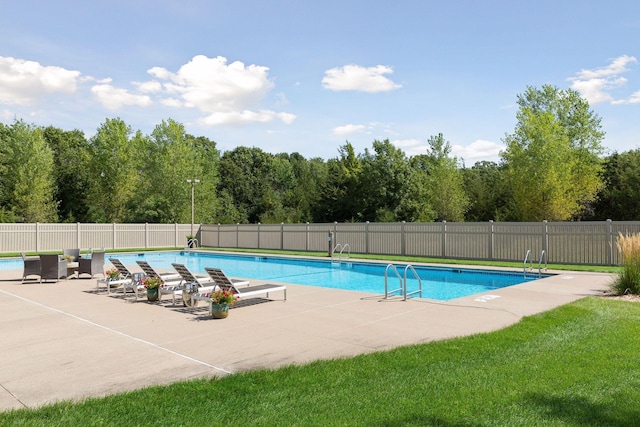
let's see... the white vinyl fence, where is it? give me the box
[0,223,195,253]
[200,220,640,266]
[4,220,640,266]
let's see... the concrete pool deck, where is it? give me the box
[0,262,613,411]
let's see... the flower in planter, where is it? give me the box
[140,276,162,290]
[210,289,239,306]
[62,254,75,263]
[105,268,122,280]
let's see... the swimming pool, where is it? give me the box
[105,251,548,301]
[2,251,549,300]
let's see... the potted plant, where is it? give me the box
[140,276,163,302]
[104,268,122,288]
[209,289,239,319]
[105,268,121,280]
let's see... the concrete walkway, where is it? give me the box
[0,264,613,411]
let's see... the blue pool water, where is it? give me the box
[114,251,546,300]
[3,251,549,300]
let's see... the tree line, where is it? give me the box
[0,85,638,225]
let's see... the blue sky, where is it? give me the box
[1,0,639,164]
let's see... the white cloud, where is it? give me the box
[333,124,366,136]
[451,140,504,162]
[199,110,296,126]
[134,80,162,93]
[0,56,80,105]
[90,84,152,110]
[568,55,638,105]
[628,90,640,104]
[391,138,425,156]
[146,55,295,125]
[322,64,402,93]
[390,138,503,162]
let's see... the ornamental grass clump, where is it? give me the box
[611,232,640,295]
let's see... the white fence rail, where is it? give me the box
[201,220,640,266]
[0,223,195,253]
[4,220,640,266]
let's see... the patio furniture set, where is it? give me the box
[20,251,286,314]
[21,249,105,283]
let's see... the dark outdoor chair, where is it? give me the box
[21,252,41,282]
[63,248,80,262]
[39,254,67,283]
[78,250,105,278]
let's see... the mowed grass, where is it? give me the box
[2,297,639,426]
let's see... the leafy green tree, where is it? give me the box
[0,120,58,222]
[132,119,218,224]
[463,161,513,221]
[285,153,324,223]
[501,85,605,221]
[412,133,468,222]
[313,142,363,222]
[359,139,434,222]
[43,126,91,222]
[589,149,640,220]
[218,146,277,223]
[85,118,142,222]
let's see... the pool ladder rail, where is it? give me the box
[523,249,547,278]
[384,264,422,301]
[331,243,350,262]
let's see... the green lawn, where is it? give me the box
[2,297,639,426]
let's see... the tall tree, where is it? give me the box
[589,149,640,220]
[313,142,363,222]
[0,120,58,222]
[463,161,512,221]
[218,146,275,223]
[413,133,468,222]
[501,85,605,221]
[359,139,433,222]
[133,119,217,224]
[43,126,91,222]
[85,118,142,222]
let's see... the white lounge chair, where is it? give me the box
[136,260,183,304]
[171,263,216,306]
[193,267,286,308]
[107,258,143,297]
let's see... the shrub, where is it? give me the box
[611,232,640,295]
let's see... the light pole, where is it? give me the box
[186,179,200,241]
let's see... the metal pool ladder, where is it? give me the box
[523,249,548,278]
[331,243,350,262]
[384,264,422,301]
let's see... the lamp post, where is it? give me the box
[186,179,200,241]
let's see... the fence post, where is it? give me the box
[113,223,117,250]
[76,222,81,249]
[607,219,613,265]
[542,220,548,262]
[488,220,494,260]
[401,221,406,256]
[442,220,447,258]
[144,223,148,248]
[305,222,309,251]
[365,221,370,254]
[36,222,40,252]
[257,223,261,249]
[280,223,284,250]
